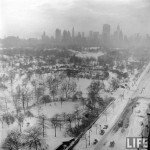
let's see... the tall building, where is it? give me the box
[61,30,72,47]
[89,31,93,39]
[67,31,71,40]
[72,27,75,38]
[42,31,49,42]
[41,31,50,46]
[113,25,124,47]
[55,29,61,43]
[82,32,85,38]
[114,25,123,41]
[93,32,100,46]
[102,24,111,47]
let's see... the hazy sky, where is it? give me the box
[1,0,150,38]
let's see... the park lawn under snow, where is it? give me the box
[68,49,104,59]
[0,66,84,149]
[29,101,82,150]
[76,51,104,59]
[0,71,119,150]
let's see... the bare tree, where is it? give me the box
[16,113,24,133]
[87,80,104,109]
[74,105,81,126]
[14,85,31,114]
[46,76,59,101]
[8,70,15,94]
[60,78,77,99]
[21,90,28,113]
[24,126,46,150]
[31,79,38,102]
[66,113,75,128]
[60,97,65,107]
[37,115,49,138]
[51,114,61,137]
[35,87,45,104]
[13,90,22,117]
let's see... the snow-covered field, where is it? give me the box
[68,49,104,59]
[0,51,147,150]
[76,51,104,58]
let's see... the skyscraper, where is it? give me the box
[89,31,93,39]
[113,25,124,47]
[82,32,85,38]
[102,24,110,47]
[41,31,50,47]
[102,24,111,47]
[72,27,75,38]
[55,29,61,43]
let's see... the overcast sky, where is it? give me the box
[0,0,150,38]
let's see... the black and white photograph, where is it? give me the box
[0,0,150,149]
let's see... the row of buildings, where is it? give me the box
[1,24,150,49]
[51,24,125,48]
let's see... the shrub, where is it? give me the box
[118,120,123,127]
[109,141,115,147]
[40,95,51,105]
[2,130,22,150]
[25,111,34,118]
[66,111,97,137]
[3,113,15,125]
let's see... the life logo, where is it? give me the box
[126,137,148,149]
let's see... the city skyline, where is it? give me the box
[1,0,150,38]
[2,24,150,49]
[0,24,149,39]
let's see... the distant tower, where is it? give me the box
[55,28,61,43]
[113,25,124,47]
[41,31,46,40]
[89,31,93,38]
[102,24,111,47]
[82,32,84,38]
[117,24,120,31]
[78,32,81,38]
[68,31,71,38]
[116,25,123,40]
[41,31,50,46]
[102,24,110,36]
[72,27,75,38]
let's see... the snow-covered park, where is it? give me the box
[0,48,148,150]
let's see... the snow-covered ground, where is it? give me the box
[0,52,147,150]
[68,49,104,59]
[76,78,92,97]
[76,51,104,58]
[73,63,150,150]
[93,63,150,150]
